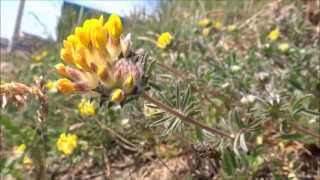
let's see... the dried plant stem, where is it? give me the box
[156,62,186,77]
[93,118,138,152]
[143,92,234,139]
[291,123,320,139]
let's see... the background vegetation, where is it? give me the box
[1,0,319,179]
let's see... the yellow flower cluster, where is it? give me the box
[227,24,237,32]
[157,32,172,49]
[197,18,229,37]
[13,144,26,157]
[212,20,222,30]
[45,80,57,93]
[268,28,280,41]
[197,18,210,28]
[55,14,142,104]
[13,144,33,166]
[78,99,96,116]
[32,50,48,62]
[56,133,78,156]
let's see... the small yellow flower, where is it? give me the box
[278,43,289,52]
[268,28,280,41]
[230,65,241,72]
[45,80,57,93]
[212,20,222,30]
[197,18,210,27]
[13,144,26,157]
[157,32,172,49]
[202,27,211,37]
[111,89,125,103]
[32,51,48,62]
[256,136,263,145]
[23,156,33,165]
[227,24,237,32]
[78,99,96,116]
[122,73,135,93]
[56,133,78,156]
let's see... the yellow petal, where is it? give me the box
[105,14,122,39]
[56,78,75,93]
[111,89,125,103]
[123,73,135,93]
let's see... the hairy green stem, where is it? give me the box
[143,92,234,139]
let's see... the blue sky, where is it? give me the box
[0,0,158,40]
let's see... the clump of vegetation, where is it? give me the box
[1,0,319,179]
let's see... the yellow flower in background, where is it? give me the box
[268,28,280,41]
[56,133,78,156]
[197,18,210,27]
[13,144,26,157]
[212,20,222,30]
[78,99,96,116]
[256,136,263,145]
[202,27,211,37]
[45,80,57,93]
[23,156,33,166]
[111,89,125,103]
[157,32,172,49]
[227,24,237,32]
[278,43,289,52]
[32,51,48,62]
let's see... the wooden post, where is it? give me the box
[8,0,25,52]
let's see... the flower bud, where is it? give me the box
[198,18,210,28]
[120,33,132,56]
[56,78,75,93]
[123,73,135,93]
[111,89,125,103]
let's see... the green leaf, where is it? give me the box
[280,133,304,141]
[150,116,172,127]
[182,86,191,108]
[195,127,204,141]
[0,115,21,135]
[222,149,237,176]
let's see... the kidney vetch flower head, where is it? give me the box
[55,14,145,104]
[56,133,78,156]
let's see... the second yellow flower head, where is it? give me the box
[157,32,172,49]
[56,133,78,156]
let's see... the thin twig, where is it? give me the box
[93,118,139,152]
[291,123,320,139]
[156,62,186,77]
[143,92,234,139]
